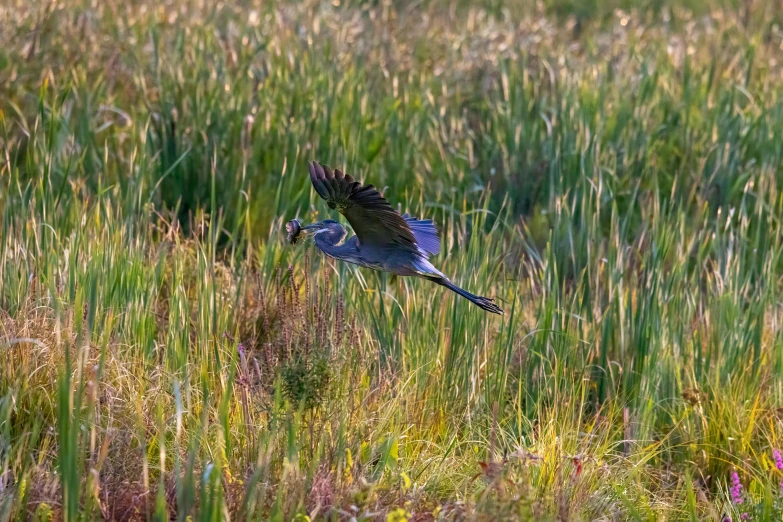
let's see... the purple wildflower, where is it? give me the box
[238,343,246,356]
[730,471,744,504]
[740,513,748,521]
[773,449,783,471]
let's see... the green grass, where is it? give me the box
[2,0,783,520]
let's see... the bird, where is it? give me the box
[291,160,502,315]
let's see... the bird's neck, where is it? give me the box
[315,230,356,260]
[314,230,345,248]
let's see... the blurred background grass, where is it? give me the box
[1,0,783,520]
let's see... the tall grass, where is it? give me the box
[1,0,783,520]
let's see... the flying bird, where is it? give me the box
[289,161,502,315]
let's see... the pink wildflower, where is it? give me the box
[773,449,783,471]
[730,471,743,504]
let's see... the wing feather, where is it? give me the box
[402,214,441,256]
[308,160,420,253]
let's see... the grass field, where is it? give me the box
[2,0,783,520]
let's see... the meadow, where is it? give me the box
[1,0,783,520]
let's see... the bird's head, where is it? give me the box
[299,219,346,245]
[301,219,341,234]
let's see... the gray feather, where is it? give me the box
[403,214,441,256]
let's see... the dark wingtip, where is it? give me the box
[314,161,326,179]
[308,160,333,200]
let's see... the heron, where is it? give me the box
[289,161,503,315]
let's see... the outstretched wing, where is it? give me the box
[308,160,419,253]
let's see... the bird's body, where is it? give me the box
[296,161,502,315]
[309,218,442,277]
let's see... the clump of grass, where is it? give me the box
[240,255,354,410]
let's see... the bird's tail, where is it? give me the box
[433,278,503,315]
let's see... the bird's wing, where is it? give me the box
[402,214,441,256]
[308,161,419,253]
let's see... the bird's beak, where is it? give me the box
[300,223,320,232]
